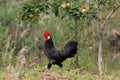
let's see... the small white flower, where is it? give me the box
[67,3,70,6]
[95,5,97,7]
[45,65,47,68]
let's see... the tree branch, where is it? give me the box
[101,5,120,30]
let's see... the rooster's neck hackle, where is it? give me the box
[45,37,54,48]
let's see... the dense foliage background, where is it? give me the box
[0,0,120,80]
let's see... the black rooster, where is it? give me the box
[43,30,78,69]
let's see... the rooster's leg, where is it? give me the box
[57,63,63,68]
[44,63,51,72]
[47,63,52,69]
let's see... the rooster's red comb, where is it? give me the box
[44,30,52,36]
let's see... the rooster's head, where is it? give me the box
[44,30,52,41]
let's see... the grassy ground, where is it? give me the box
[0,64,120,80]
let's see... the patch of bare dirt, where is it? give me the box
[39,71,68,80]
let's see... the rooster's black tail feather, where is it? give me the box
[63,41,78,58]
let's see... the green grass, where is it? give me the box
[1,64,120,80]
